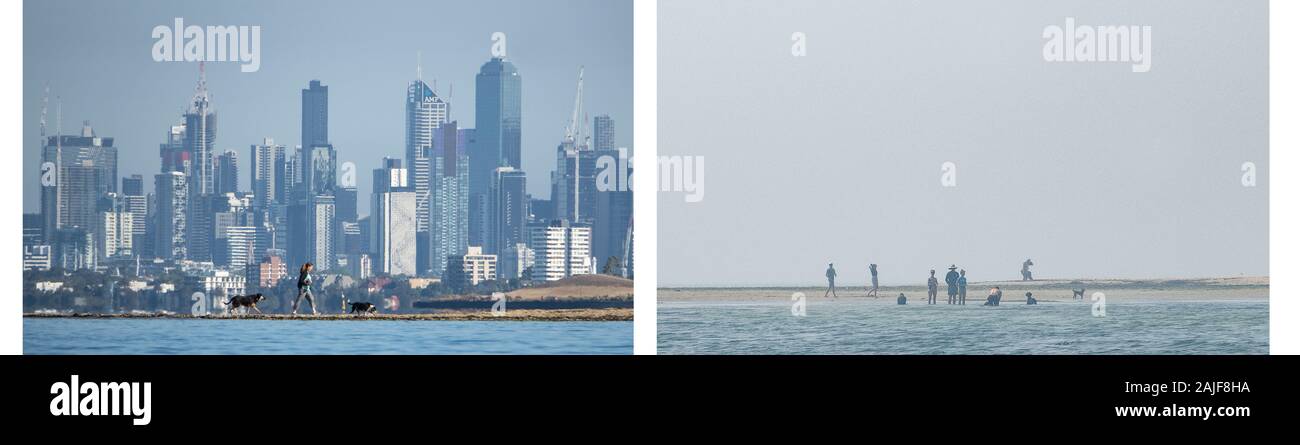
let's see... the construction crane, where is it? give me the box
[564,66,587,148]
[562,66,589,222]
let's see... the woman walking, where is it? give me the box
[292,262,318,315]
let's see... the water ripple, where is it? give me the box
[659,299,1267,355]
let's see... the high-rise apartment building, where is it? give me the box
[528,220,594,282]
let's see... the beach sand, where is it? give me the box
[658,277,1268,303]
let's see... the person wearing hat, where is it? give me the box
[926,269,939,304]
[957,269,968,305]
[824,262,838,298]
[944,265,960,305]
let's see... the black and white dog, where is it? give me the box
[225,293,266,314]
[349,302,378,315]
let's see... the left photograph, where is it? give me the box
[21,0,634,354]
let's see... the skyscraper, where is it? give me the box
[406,68,449,164]
[488,166,528,260]
[307,194,336,270]
[159,123,187,175]
[214,150,239,195]
[301,144,337,197]
[336,185,358,223]
[472,57,521,245]
[41,122,118,236]
[407,69,450,266]
[430,122,470,277]
[250,138,286,210]
[593,148,633,275]
[552,146,599,224]
[121,175,148,259]
[183,66,216,196]
[154,172,188,260]
[371,158,417,276]
[302,80,328,148]
[593,115,615,151]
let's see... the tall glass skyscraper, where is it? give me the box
[430,122,470,277]
[214,150,239,195]
[183,68,215,196]
[250,138,286,210]
[473,57,522,245]
[406,75,449,238]
[302,80,328,148]
[41,123,118,236]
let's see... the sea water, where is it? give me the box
[25,318,632,355]
[658,299,1267,354]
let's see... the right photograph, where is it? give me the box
[656,0,1268,354]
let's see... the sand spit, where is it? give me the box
[24,309,632,322]
[659,277,1268,303]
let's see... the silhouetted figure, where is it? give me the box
[984,286,1003,306]
[957,269,968,305]
[1025,291,1038,305]
[824,263,838,298]
[1072,288,1085,300]
[897,292,907,305]
[945,265,960,304]
[1021,259,1035,281]
[927,270,938,304]
[866,263,879,298]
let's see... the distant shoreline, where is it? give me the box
[24,309,632,322]
[660,276,1268,291]
[659,277,1268,303]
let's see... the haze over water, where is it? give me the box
[659,298,1267,355]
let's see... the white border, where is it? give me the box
[3,0,1292,356]
[1,0,21,355]
[632,0,657,355]
[1270,0,1296,355]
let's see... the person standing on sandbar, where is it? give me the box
[866,263,879,298]
[958,269,968,305]
[824,263,838,298]
[927,269,939,305]
[945,265,960,305]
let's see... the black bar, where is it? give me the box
[13,355,1293,431]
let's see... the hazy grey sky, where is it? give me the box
[23,0,632,213]
[659,0,1268,286]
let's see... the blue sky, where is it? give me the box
[23,0,633,213]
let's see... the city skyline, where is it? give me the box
[23,0,633,215]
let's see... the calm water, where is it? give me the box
[659,299,1268,354]
[25,318,632,355]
